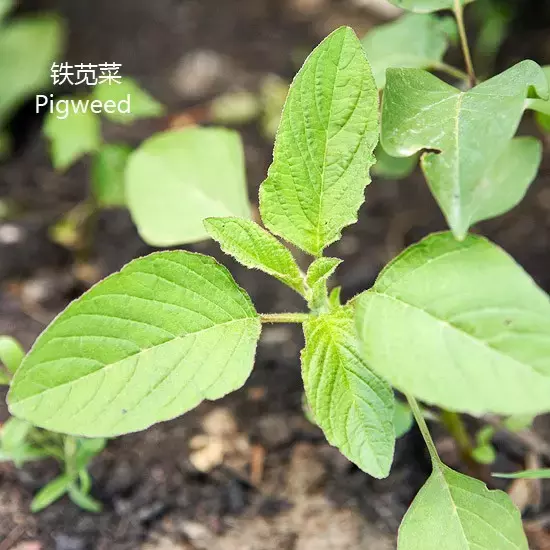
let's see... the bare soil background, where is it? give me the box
[1,0,550,548]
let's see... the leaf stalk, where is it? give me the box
[453,0,477,87]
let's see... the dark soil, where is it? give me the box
[1,1,550,549]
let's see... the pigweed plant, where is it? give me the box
[3,0,550,546]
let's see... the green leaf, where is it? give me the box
[31,474,72,512]
[0,0,14,23]
[398,462,527,549]
[393,400,414,438]
[362,13,456,89]
[75,438,107,470]
[205,217,305,295]
[388,0,475,13]
[0,335,25,374]
[126,127,251,247]
[0,14,64,126]
[93,76,164,123]
[464,137,541,227]
[68,483,102,512]
[1,417,31,450]
[0,444,49,466]
[306,257,342,311]
[92,143,132,207]
[259,26,379,256]
[530,66,550,132]
[472,426,496,465]
[373,143,418,180]
[493,469,550,480]
[8,251,261,437]
[503,414,534,433]
[44,98,102,171]
[381,62,549,238]
[355,232,550,416]
[301,307,395,478]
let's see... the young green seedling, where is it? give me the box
[5,2,550,545]
[1,335,105,512]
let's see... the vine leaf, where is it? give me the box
[301,307,395,478]
[398,462,528,549]
[388,0,475,13]
[8,251,261,437]
[204,217,305,295]
[381,62,549,238]
[260,26,379,256]
[362,13,456,88]
[125,128,251,247]
[355,232,550,416]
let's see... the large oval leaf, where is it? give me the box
[355,232,550,416]
[399,462,527,549]
[126,128,251,247]
[8,251,261,437]
[259,26,379,256]
[302,308,395,478]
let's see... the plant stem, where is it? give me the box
[405,393,441,463]
[453,0,476,87]
[260,313,310,324]
[441,410,474,461]
[433,62,470,83]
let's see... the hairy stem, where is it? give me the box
[260,313,310,324]
[406,393,441,463]
[453,0,476,87]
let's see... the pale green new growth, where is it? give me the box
[301,307,395,478]
[530,66,550,132]
[305,257,342,311]
[0,335,24,375]
[355,232,550,416]
[260,26,379,256]
[362,13,456,88]
[381,62,548,238]
[44,99,102,171]
[494,469,550,480]
[399,463,528,549]
[125,127,251,247]
[92,143,132,207]
[204,217,306,295]
[93,77,165,123]
[388,0,474,13]
[8,251,261,437]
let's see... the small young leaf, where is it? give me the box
[75,438,107,470]
[68,483,102,513]
[388,0,474,13]
[8,251,261,437]
[398,463,527,549]
[301,307,395,478]
[530,66,550,133]
[493,469,550,480]
[503,414,535,433]
[372,143,418,180]
[0,444,49,466]
[472,426,496,465]
[1,417,31,450]
[44,99,102,171]
[126,128,251,246]
[381,62,549,238]
[0,0,14,23]
[355,232,550,416]
[31,474,72,512]
[305,257,342,311]
[259,26,379,256]
[0,335,25,373]
[93,77,164,123]
[393,400,414,438]
[0,14,64,125]
[362,13,456,88]
[91,143,132,207]
[0,370,9,385]
[204,217,305,295]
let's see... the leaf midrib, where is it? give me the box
[11,317,257,405]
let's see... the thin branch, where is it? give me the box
[453,0,477,87]
[260,313,310,324]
